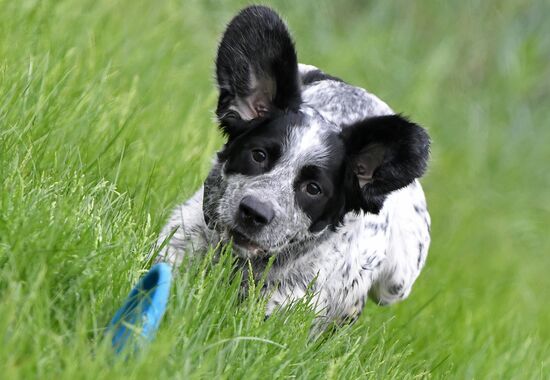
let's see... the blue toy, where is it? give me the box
[106,263,172,353]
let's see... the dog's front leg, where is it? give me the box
[155,187,213,269]
[368,181,431,306]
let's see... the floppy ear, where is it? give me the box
[341,114,430,214]
[215,6,301,136]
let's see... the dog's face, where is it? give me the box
[213,111,346,258]
[203,6,430,258]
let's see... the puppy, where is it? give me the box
[156,5,431,325]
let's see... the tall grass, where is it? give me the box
[1,0,549,378]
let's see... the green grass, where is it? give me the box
[1,0,549,378]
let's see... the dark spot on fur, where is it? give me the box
[342,262,351,278]
[362,255,380,271]
[389,283,403,296]
[414,204,425,214]
[301,69,344,85]
[366,222,381,232]
[418,242,424,269]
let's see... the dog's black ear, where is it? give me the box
[342,114,430,214]
[215,6,301,136]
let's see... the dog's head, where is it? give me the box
[203,6,430,259]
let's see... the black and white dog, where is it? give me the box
[156,6,431,324]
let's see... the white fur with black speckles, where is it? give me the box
[155,64,431,325]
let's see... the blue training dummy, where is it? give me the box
[106,263,172,353]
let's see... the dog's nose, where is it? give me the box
[238,195,274,227]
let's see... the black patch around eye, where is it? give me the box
[224,144,280,176]
[294,167,329,219]
[293,132,348,233]
[218,115,292,176]
[294,165,345,232]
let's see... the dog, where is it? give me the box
[155,5,431,325]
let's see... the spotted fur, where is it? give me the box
[156,6,431,326]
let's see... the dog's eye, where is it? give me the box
[305,182,322,196]
[251,149,267,163]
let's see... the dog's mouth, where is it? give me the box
[227,229,303,258]
[229,229,267,256]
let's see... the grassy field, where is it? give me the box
[1,0,549,378]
